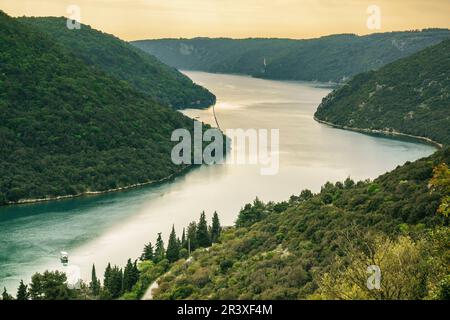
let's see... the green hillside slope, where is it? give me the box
[132,29,450,83]
[315,40,450,145]
[19,17,215,109]
[149,148,449,300]
[0,11,211,205]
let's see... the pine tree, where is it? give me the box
[211,211,222,243]
[140,242,154,261]
[123,259,135,292]
[16,280,29,300]
[196,211,211,248]
[103,263,112,297]
[166,225,180,263]
[154,233,165,263]
[89,264,100,296]
[2,287,13,300]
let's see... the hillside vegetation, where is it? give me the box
[0,11,214,205]
[315,40,450,145]
[132,29,450,83]
[19,17,215,109]
[149,148,449,300]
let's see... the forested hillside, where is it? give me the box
[132,29,450,83]
[19,17,215,109]
[315,40,450,145]
[0,11,214,205]
[149,148,449,300]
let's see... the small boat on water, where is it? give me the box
[60,251,69,264]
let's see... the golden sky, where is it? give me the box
[1,0,449,41]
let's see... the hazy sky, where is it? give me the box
[1,0,449,41]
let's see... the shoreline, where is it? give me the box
[314,116,443,149]
[4,165,195,207]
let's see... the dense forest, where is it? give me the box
[4,148,447,300]
[132,29,450,83]
[0,11,218,205]
[149,147,449,300]
[19,17,215,110]
[315,40,450,145]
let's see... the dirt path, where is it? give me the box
[141,278,160,300]
[141,256,195,300]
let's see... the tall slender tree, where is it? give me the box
[186,222,198,252]
[89,264,100,296]
[166,225,180,263]
[123,259,135,292]
[181,228,186,248]
[211,211,222,243]
[154,233,165,263]
[132,260,140,286]
[103,263,112,289]
[197,211,211,248]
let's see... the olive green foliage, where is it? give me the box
[429,163,450,217]
[315,40,450,145]
[0,11,216,205]
[19,17,215,109]
[153,148,449,300]
[315,230,449,300]
[132,29,450,83]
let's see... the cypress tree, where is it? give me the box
[196,211,211,248]
[123,259,134,292]
[104,263,112,289]
[16,280,29,300]
[154,233,165,263]
[89,264,100,296]
[181,228,186,248]
[186,221,198,252]
[132,260,140,286]
[166,225,180,263]
[211,211,222,243]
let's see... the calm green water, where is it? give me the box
[0,72,435,292]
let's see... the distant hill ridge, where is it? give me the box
[132,29,450,83]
